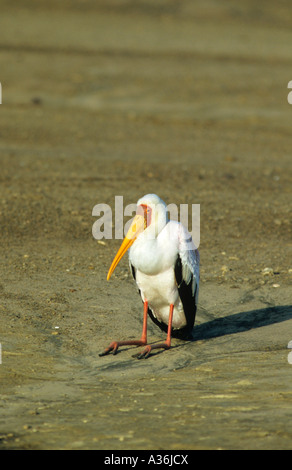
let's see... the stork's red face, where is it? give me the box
[107,204,152,280]
[137,204,152,229]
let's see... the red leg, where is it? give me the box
[99,300,148,356]
[137,304,174,359]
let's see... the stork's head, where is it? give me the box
[107,194,168,280]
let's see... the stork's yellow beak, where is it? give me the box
[107,214,144,280]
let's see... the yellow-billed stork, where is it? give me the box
[99,194,199,359]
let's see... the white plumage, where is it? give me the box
[130,216,199,330]
[100,194,199,359]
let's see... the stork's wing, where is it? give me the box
[174,222,200,337]
[176,222,199,297]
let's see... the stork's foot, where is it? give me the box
[136,341,171,359]
[99,339,147,357]
[99,341,119,356]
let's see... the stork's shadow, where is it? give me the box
[191,304,292,341]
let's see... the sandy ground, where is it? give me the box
[0,0,292,450]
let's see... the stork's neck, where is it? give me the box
[129,223,178,275]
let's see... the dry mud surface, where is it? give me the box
[0,1,292,450]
